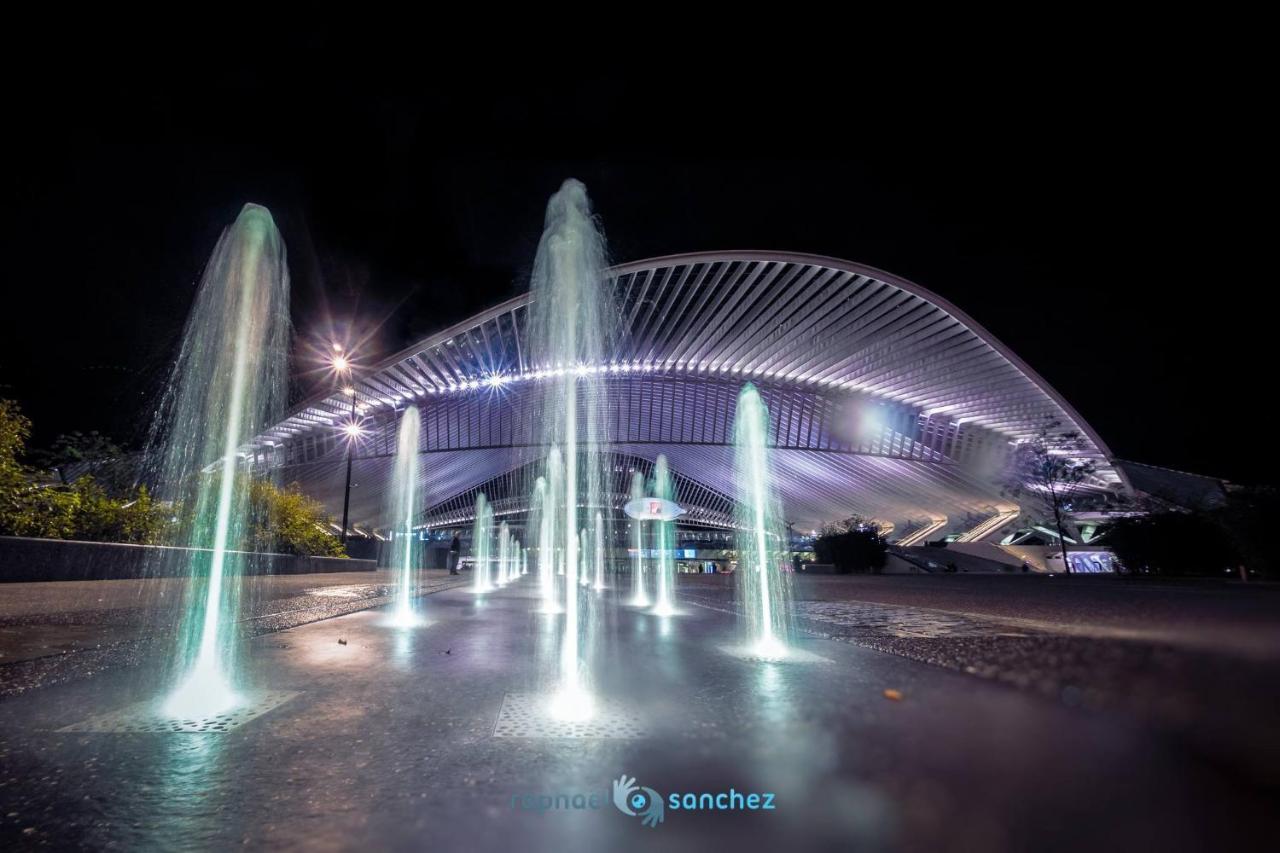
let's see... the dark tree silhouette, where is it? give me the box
[1003,419,1098,574]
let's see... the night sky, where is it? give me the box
[4,42,1271,483]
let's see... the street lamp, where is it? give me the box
[332,351,359,546]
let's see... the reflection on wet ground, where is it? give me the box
[0,578,1274,851]
[0,571,468,696]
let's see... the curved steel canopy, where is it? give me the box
[248,252,1122,535]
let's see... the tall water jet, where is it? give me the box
[628,471,649,607]
[579,528,589,587]
[651,455,678,616]
[534,474,559,612]
[733,383,794,658]
[593,511,606,590]
[471,493,492,593]
[527,179,614,718]
[389,407,422,627]
[498,521,511,586]
[154,204,290,718]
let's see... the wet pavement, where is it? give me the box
[0,574,1276,851]
[0,571,467,697]
[761,573,1280,659]
[685,576,1280,790]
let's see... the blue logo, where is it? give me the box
[612,774,665,828]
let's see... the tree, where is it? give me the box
[29,431,124,485]
[0,399,76,537]
[1107,511,1239,577]
[1212,486,1277,579]
[814,516,888,574]
[1004,419,1098,574]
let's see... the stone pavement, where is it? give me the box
[0,575,1274,851]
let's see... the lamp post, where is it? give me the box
[339,385,357,544]
[331,344,360,546]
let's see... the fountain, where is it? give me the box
[527,179,614,719]
[498,521,511,586]
[154,204,290,718]
[389,407,422,627]
[593,511,606,591]
[650,455,678,617]
[733,383,794,658]
[471,493,492,593]
[534,473,560,613]
[628,471,649,607]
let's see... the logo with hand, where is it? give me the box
[612,774,665,828]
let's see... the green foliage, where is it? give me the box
[2,481,79,539]
[70,478,173,545]
[247,478,347,557]
[28,430,125,485]
[0,399,32,497]
[0,399,72,537]
[814,517,888,574]
[2,398,342,556]
[2,399,170,543]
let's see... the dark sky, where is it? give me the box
[3,40,1272,483]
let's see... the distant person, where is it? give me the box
[448,534,461,575]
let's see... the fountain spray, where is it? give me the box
[527,180,613,719]
[390,407,422,627]
[472,493,492,593]
[628,471,649,607]
[733,383,794,658]
[158,204,289,718]
[651,455,678,617]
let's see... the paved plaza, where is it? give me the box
[1,574,1276,851]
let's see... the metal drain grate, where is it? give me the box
[493,692,649,739]
[58,690,300,734]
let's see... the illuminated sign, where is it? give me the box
[1066,552,1117,574]
[623,498,687,521]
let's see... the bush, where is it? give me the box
[71,478,172,545]
[3,398,343,556]
[814,519,888,574]
[247,479,347,557]
[1107,512,1239,577]
[1214,486,1277,579]
[0,400,75,537]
